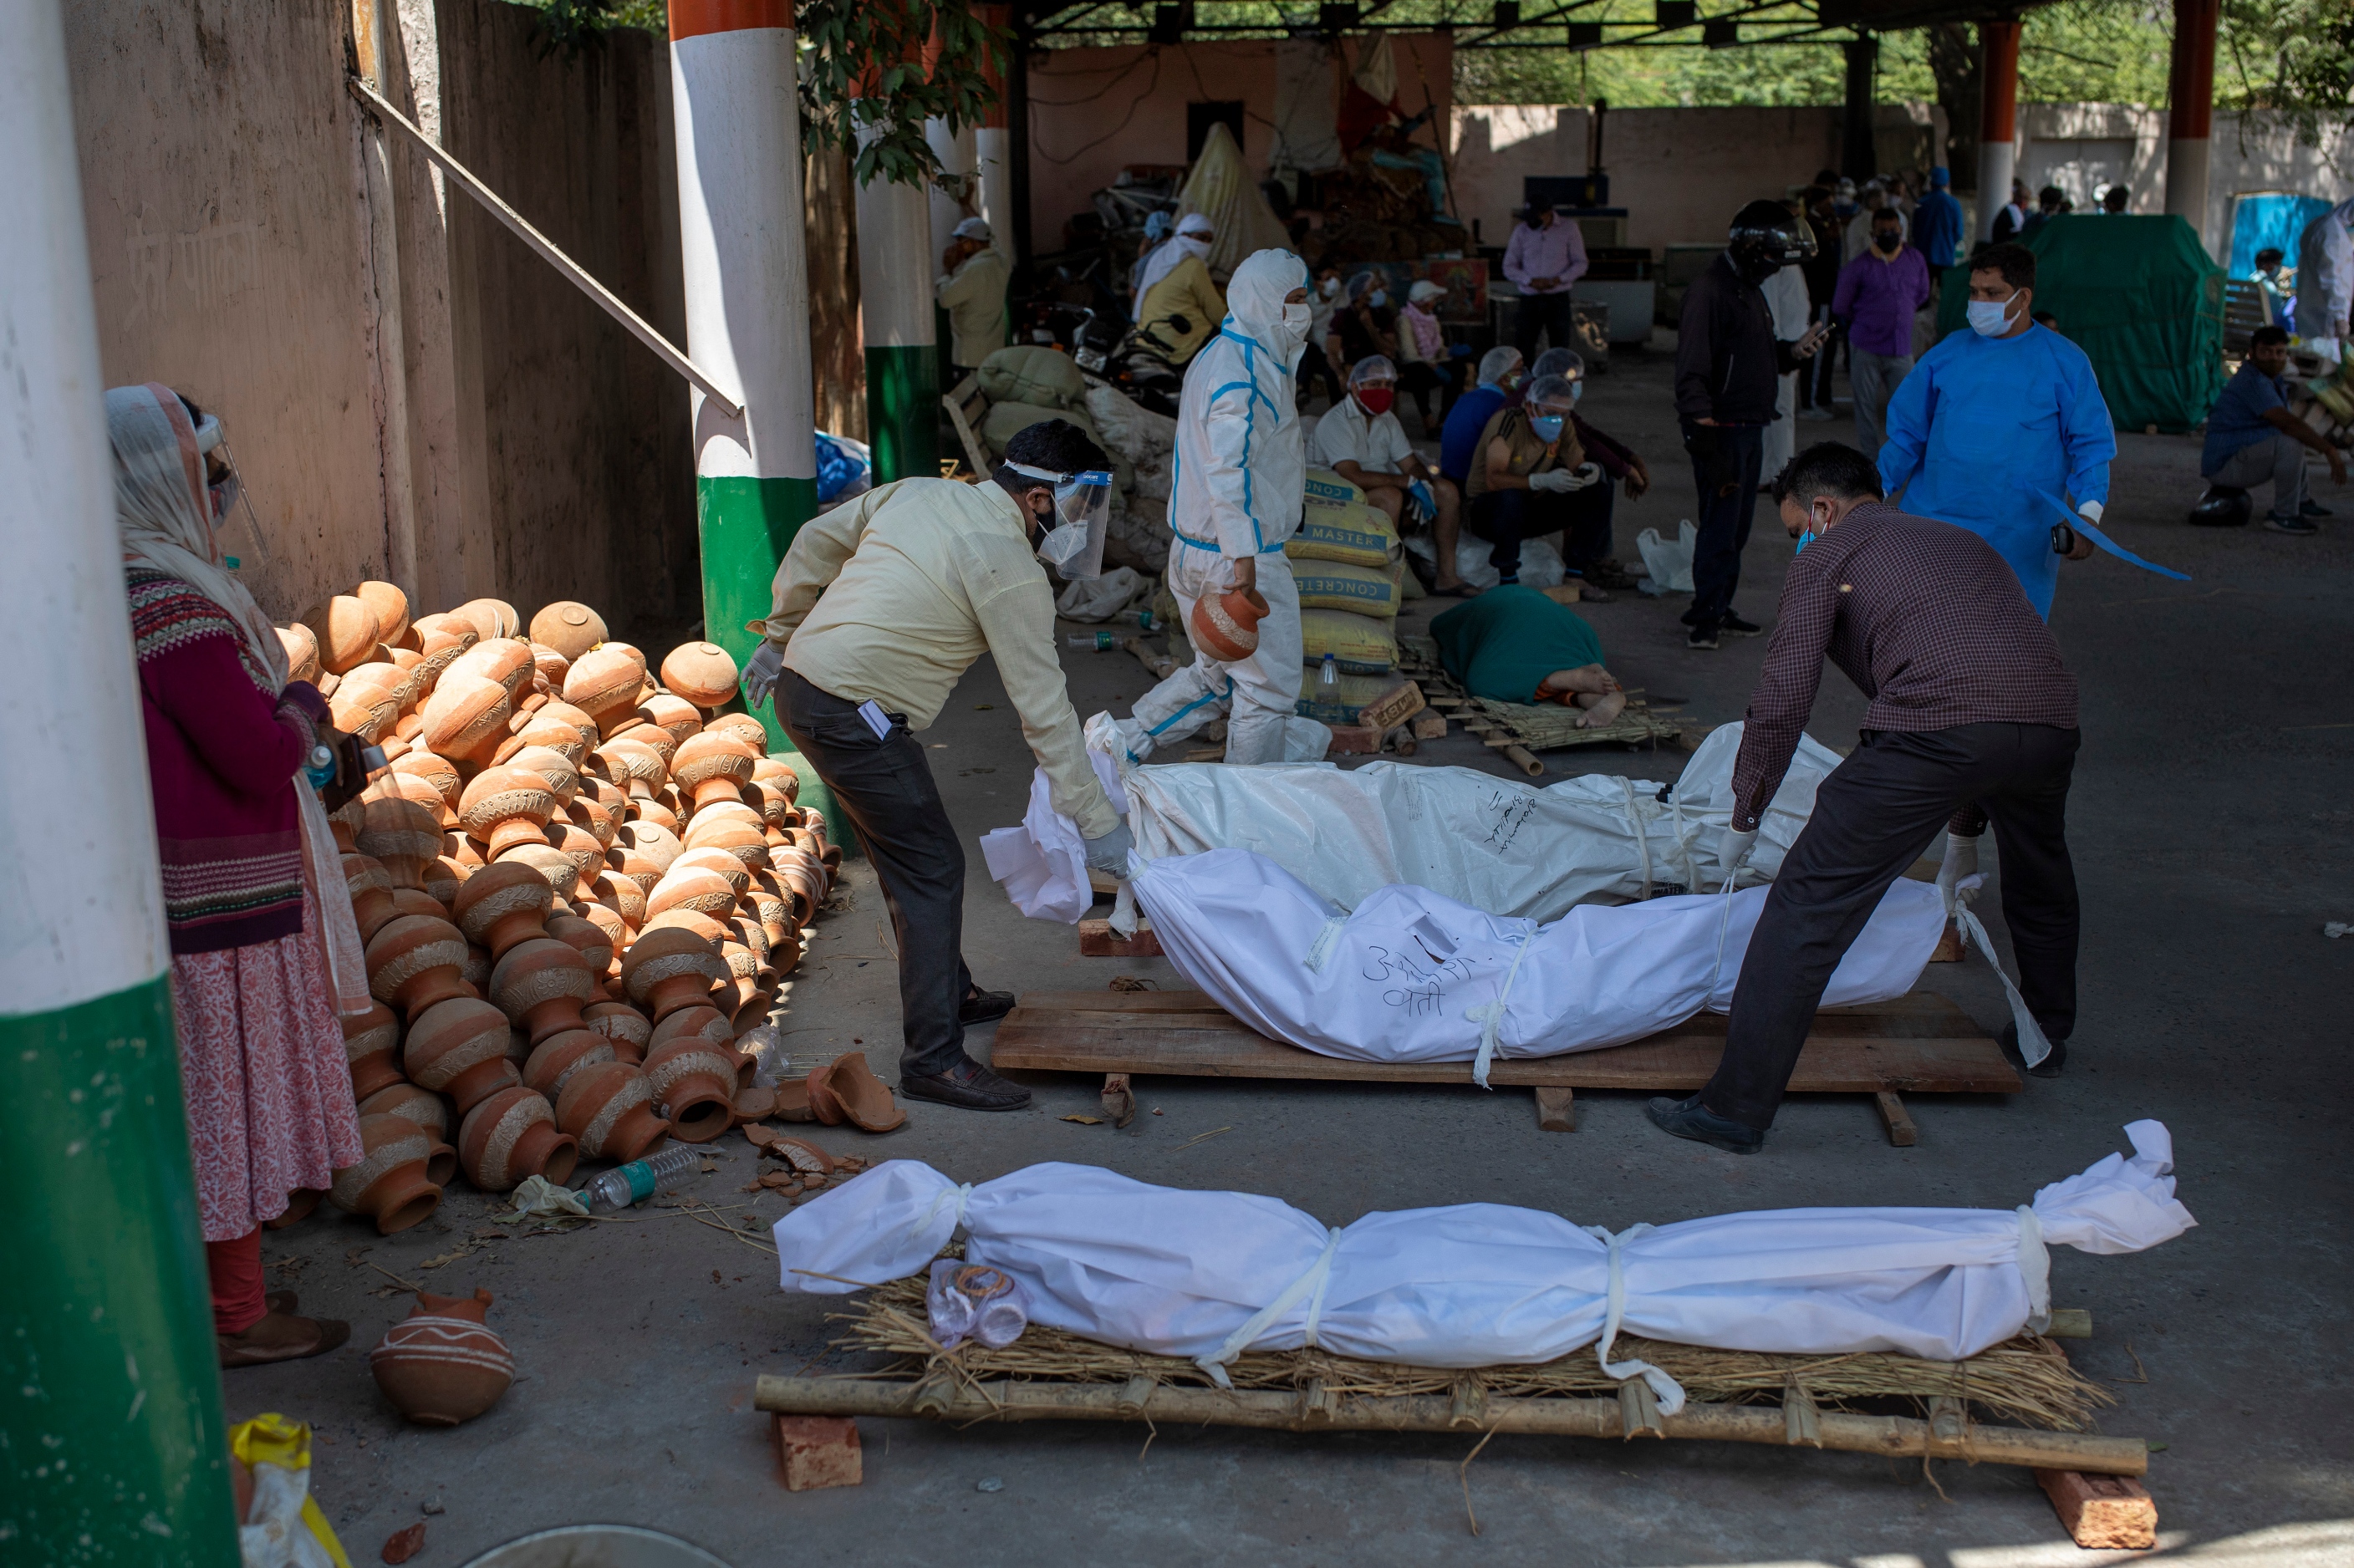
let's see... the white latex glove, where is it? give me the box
[1937,832,1980,915]
[1083,821,1136,878]
[1718,826,1759,886]
[1527,467,1575,493]
[741,640,784,710]
[1563,461,1603,490]
[2076,499,2104,526]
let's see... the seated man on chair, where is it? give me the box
[1310,354,1473,596]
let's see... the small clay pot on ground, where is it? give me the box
[365,915,476,1024]
[556,1061,670,1163]
[370,1288,513,1427]
[640,1038,739,1143]
[457,1087,577,1190]
[404,996,522,1115]
[329,1115,443,1234]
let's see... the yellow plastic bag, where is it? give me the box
[228,1414,353,1568]
[1292,558,1401,619]
[1299,608,1399,674]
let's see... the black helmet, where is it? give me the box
[1727,198,1815,283]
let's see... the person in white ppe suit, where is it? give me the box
[2293,198,2354,366]
[1122,249,1329,766]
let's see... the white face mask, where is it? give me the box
[1967,291,2020,338]
[1280,302,1313,340]
[1180,235,1211,259]
[1319,277,1341,298]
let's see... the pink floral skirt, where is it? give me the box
[171,893,364,1240]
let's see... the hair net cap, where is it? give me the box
[953,216,993,242]
[1476,346,1523,384]
[1348,354,1399,385]
[1347,270,1381,299]
[1526,373,1577,410]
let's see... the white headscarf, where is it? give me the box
[108,383,371,1011]
[1136,211,1216,299]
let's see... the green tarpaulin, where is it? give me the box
[1934,216,2225,433]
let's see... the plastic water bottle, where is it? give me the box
[1318,653,1339,688]
[1066,631,1121,651]
[581,1144,701,1213]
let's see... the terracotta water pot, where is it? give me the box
[376,766,457,832]
[752,756,800,807]
[461,943,492,993]
[640,1038,739,1143]
[639,909,729,952]
[304,594,380,675]
[446,637,535,698]
[404,996,522,1114]
[496,843,581,907]
[343,1002,405,1100]
[613,819,680,888]
[580,1000,653,1064]
[659,641,740,709]
[329,666,404,743]
[572,902,627,980]
[544,822,606,889]
[451,860,553,957]
[264,1187,325,1230]
[528,643,570,695]
[418,672,513,764]
[648,1003,734,1057]
[746,888,792,952]
[357,797,444,889]
[528,601,608,662]
[457,1086,576,1189]
[718,941,762,1016]
[564,645,648,729]
[568,795,615,849]
[586,870,647,929]
[458,766,557,858]
[639,693,704,751]
[555,1062,670,1163]
[411,616,477,689]
[278,622,322,685]
[351,580,411,648]
[390,749,461,814]
[389,888,446,923]
[590,736,668,803]
[684,808,768,863]
[607,709,674,763]
[507,744,580,806]
[1190,583,1269,661]
[365,915,475,1023]
[647,865,738,926]
[619,925,728,1021]
[669,732,758,811]
[329,1114,443,1234]
[522,1027,615,1100]
[421,858,466,909]
[450,598,522,641]
[771,856,826,928]
[545,913,614,987]
[704,712,770,750]
[488,936,595,1045]
[635,794,682,835]
[358,1081,448,1139]
[512,712,588,766]
[371,1288,513,1427]
[345,847,399,928]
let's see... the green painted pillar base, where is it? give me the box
[3,975,240,1565]
[694,471,851,858]
[865,343,940,482]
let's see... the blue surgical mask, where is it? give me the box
[1569,381,1583,403]
[1368,290,1388,308]
[1967,292,2019,338]
[1530,414,1565,442]
[1794,529,1816,554]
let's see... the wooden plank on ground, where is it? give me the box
[993,990,2020,1095]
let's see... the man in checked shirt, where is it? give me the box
[1648,443,2081,1156]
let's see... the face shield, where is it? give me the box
[1007,461,1114,580]
[191,411,270,573]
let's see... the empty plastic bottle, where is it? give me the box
[1318,653,1339,688]
[581,1144,701,1213]
[1066,631,1121,651]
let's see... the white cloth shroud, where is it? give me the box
[1131,845,1945,1072]
[981,715,1841,924]
[774,1124,2195,1405]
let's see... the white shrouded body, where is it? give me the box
[0,0,171,1013]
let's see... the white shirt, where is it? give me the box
[1309,395,1414,476]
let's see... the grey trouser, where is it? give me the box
[1849,349,1913,459]
[2205,431,2310,519]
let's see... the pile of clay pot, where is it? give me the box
[289,584,842,1235]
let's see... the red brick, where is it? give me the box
[772,1414,863,1492]
[2035,1468,2156,1550]
[1324,723,1382,755]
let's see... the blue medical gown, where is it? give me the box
[1878,324,2115,617]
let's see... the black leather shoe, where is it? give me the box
[959,988,1016,1026]
[899,1056,1032,1111]
[1645,1093,1764,1154]
[2002,1024,2069,1078]
[1718,611,1763,637]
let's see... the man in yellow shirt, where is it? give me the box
[935,216,1009,381]
[741,420,1129,1111]
[1134,213,1226,369]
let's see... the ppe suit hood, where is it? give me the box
[1225,248,1311,363]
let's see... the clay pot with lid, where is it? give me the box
[640,1037,738,1143]
[304,594,380,675]
[405,996,522,1114]
[522,1027,614,1100]
[343,853,400,943]
[529,600,608,661]
[451,598,522,642]
[670,732,758,811]
[556,1061,670,1163]
[489,937,595,1045]
[370,1287,513,1427]
[358,797,444,889]
[367,914,476,1023]
[419,672,514,764]
[329,1114,443,1234]
[620,925,728,1021]
[660,642,740,710]
[451,860,552,959]
[458,766,557,858]
[581,1000,652,1064]
[457,1087,577,1190]
[344,1002,405,1100]
[564,645,648,731]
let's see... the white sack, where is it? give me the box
[1056,566,1144,622]
[977,750,1129,922]
[774,1124,2195,1407]
[1404,530,1567,590]
[1131,846,1944,1076]
[1637,521,1698,593]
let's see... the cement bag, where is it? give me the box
[1294,558,1401,618]
[1135,847,1945,1075]
[1304,466,1368,513]
[1287,503,1397,568]
[1637,520,1698,593]
[776,1128,2192,1387]
[978,345,1088,411]
[1298,608,1398,675]
[1294,666,1407,725]
[1057,566,1144,622]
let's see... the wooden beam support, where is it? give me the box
[1535,1085,1577,1132]
[1874,1090,1918,1147]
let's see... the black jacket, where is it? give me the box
[1674,252,1806,425]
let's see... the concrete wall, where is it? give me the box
[65,0,701,637]
[1026,34,1455,252]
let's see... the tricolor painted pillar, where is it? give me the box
[854,62,943,481]
[3,3,239,1560]
[1975,18,2022,240]
[2163,0,2219,244]
[669,0,818,755]
[976,5,1016,262]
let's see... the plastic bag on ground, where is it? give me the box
[229,1413,353,1568]
[1636,521,1698,593]
[1405,531,1567,590]
[1056,566,1145,622]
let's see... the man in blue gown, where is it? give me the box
[1878,243,2115,617]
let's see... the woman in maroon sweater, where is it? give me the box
[109,384,367,1366]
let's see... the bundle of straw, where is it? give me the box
[832,1273,2109,1433]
